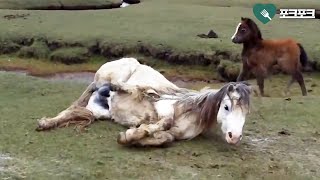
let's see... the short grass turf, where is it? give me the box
[0,72,320,179]
[0,0,319,62]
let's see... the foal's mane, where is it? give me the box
[242,17,263,40]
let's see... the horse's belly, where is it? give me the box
[154,98,177,119]
[173,114,202,140]
[111,93,158,127]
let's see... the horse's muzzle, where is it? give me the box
[232,38,240,44]
[225,132,242,145]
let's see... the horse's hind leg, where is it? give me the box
[135,131,175,146]
[36,82,96,131]
[284,76,296,96]
[37,106,94,131]
[293,71,307,96]
[69,82,97,106]
[256,76,267,97]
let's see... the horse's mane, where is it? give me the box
[242,17,263,40]
[174,82,251,132]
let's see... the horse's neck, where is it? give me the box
[242,40,262,56]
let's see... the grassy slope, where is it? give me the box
[0,0,319,61]
[0,0,120,9]
[1,0,319,9]
[0,72,319,179]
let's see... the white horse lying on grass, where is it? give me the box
[37,58,252,146]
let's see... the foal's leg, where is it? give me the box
[237,61,250,81]
[256,76,267,97]
[117,118,173,145]
[284,76,296,96]
[135,131,175,146]
[293,71,307,96]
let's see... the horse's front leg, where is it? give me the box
[117,117,173,145]
[135,131,175,147]
[237,60,250,81]
[109,82,138,94]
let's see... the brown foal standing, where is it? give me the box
[231,17,307,96]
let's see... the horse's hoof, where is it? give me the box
[35,126,44,131]
[117,132,128,145]
[163,120,173,131]
[36,119,46,131]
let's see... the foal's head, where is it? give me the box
[201,82,251,145]
[231,17,262,44]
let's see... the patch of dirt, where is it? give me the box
[0,69,28,75]
[0,70,215,88]
[0,154,12,172]
[278,128,291,136]
[3,13,30,20]
[47,72,215,88]
[46,72,95,84]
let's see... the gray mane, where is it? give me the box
[174,82,252,131]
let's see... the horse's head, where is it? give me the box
[231,17,262,44]
[216,82,251,145]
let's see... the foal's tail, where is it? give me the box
[297,43,308,67]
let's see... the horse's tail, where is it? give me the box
[297,43,308,67]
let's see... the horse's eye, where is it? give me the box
[241,28,246,33]
[224,105,229,111]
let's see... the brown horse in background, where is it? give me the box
[231,17,307,96]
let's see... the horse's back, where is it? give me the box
[94,58,140,87]
[263,38,299,51]
[126,64,179,92]
[262,39,301,72]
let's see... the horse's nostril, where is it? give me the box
[228,132,233,138]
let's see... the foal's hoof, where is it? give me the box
[117,132,129,145]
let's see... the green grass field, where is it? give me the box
[1,0,320,179]
[0,72,319,179]
[0,0,319,68]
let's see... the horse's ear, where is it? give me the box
[228,84,234,92]
[241,17,245,21]
[239,81,251,86]
[146,89,160,99]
